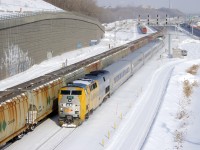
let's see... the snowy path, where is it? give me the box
[106,61,183,150]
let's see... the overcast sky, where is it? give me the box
[97,0,200,14]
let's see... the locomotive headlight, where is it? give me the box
[60,107,63,111]
[67,103,72,106]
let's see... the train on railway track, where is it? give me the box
[139,24,147,34]
[0,26,165,146]
[58,36,164,127]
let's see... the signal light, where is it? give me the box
[157,14,159,25]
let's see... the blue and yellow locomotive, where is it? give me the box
[58,71,110,127]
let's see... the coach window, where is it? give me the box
[103,77,106,82]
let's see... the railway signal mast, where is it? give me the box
[157,14,159,25]
[138,15,141,25]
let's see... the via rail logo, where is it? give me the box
[0,120,7,132]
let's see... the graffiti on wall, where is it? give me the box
[1,44,33,77]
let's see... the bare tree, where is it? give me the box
[45,0,184,23]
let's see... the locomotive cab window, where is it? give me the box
[71,90,82,95]
[93,83,97,89]
[61,90,70,95]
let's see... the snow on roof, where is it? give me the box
[104,60,130,74]
[0,0,63,13]
[73,79,93,86]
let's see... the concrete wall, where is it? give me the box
[0,12,104,80]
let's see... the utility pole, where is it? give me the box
[138,15,140,25]
[192,24,194,35]
[168,0,172,58]
[114,22,116,46]
[168,34,171,57]
[168,0,171,25]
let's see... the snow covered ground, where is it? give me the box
[1,1,200,150]
[0,0,62,12]
[143,39,200,150]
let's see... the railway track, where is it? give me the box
[35,127,76,150]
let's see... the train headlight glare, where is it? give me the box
[60,108,63,111]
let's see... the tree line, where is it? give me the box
[45,0,100,17]
[45,0,184,23]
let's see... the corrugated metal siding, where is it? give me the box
[0,12,104,80]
